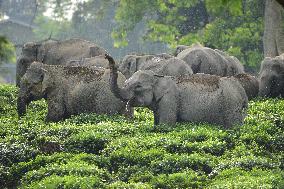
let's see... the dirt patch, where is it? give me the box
[176,74,220,89]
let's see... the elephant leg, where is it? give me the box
[46,97,66,122]
[155,98,177,126]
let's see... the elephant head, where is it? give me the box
[107,54,175,108]
[17,62,50,117]
[118,55,143,79]
[16,42,41,86]
[259,56,284,97]
[118,54,171,79]
[174,45,190,56]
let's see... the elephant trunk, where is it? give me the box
[17,83,30,117]
[105,54,133,101]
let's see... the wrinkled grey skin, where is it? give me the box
[259,55,284,97]
[16,38,107,86]
[107,54,248,128]
[68,55,109,68]
[17,62,127,122]
[233,73,259,100]
[118,53,173,78]
[176,45,244,76]
[142,57,193,77]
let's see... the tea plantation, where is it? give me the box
[0,84,283,188]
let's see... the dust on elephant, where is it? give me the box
[68,55,110,68]
[259,55,284,97]
[233,73,259,100]
[106,54,248,128]
[118,54,192,78]
[176,45,244,76]
[17,62,127,122]
[16,38,107,86]
[118,53,173,78]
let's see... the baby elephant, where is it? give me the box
[17,62,127,122]
[118,53,174,78]
[107,54,248,128]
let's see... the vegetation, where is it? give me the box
[110,0,265,70]
[1,0,276,72]
[0,36,15,65]
[0,84,283,188]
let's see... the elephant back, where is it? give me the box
[67,68,126,115]
[177,46,244,76]
[39,38,106,65]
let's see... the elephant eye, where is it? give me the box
[127,62,132,69]
[135,85,143,91]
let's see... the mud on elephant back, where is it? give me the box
[17,61,128,122]
[16,38,107,86]
[106,54,248,128]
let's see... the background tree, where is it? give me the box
[110,0,265,71]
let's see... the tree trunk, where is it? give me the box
[263,0,284,57]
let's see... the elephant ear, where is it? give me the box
[153,76,173,101]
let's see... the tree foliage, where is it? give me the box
[0,36,15,64]
[110,0,264,70]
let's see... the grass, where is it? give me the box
[0,84,283,188]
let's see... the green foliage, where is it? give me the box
[33,15,73,40]
[0,36,16,64]
[110,0,263,70]
[0,84,283,188]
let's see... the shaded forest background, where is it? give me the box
[0,0,283,83]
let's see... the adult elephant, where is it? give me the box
[259,55,284,97]
[176,45,244,76]
[106,54,248,128]
[16,38,107,86]
[17,62,127,122]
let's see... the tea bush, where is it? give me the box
[0,84,283,188]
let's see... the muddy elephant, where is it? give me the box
[118,54,192,79]
[259,55,284,97]
[17,62,127,122]
[106,54,248,128]
[176,45,244,76]
[16,38,107,86]
[233,73,259,100]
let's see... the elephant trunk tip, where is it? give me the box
[17,97,27,118]
[105,54,117,69]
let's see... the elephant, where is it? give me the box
[259,55,284,97]
[174,43,203,56]
[118,54,193,79]
[106,54,248,128]
[233,73,259,100]
[68,55,109,68]
[17,61,127,122]
[118,53,173,78]
[176,45,244,76]
[16,38,107,86]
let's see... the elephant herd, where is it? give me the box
[16,38,284,128]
